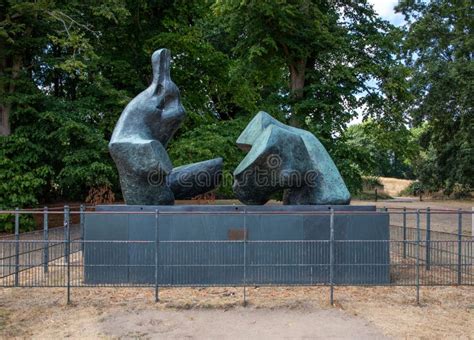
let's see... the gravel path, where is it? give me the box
[32,306,388,339]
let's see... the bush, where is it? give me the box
[399,181,423,197]
[0,214,35,234]
[362,176,383,190]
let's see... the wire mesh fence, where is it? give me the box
[0,206,83,279]
[0,207,472,305]
[2,239,472,286]
[0,226,82,279]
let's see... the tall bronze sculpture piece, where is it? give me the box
[233,111,351,205]
[109,49,222,205]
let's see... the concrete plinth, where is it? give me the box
[84,205,390,285]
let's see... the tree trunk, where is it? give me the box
[0,55,22,136]
[0,19,30,136]
[0,38,8,136]
[0,102,11,136]
[288,58,306,127]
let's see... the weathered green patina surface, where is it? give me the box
[233,111,350,205]
[109,49,222,205]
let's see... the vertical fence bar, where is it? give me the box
[80,204,85,253]
[415,209,420,305]
[426,207,431,270]
[14,207,20,287]
[63,205,69,259]
[403,207,407,259]
[329,208,335,306]
[66,224,71,304]
[64,205,71,304]
[155,209,160,302]
[457,209,462,285]
[43,207,49,274]
[243,209,247,307]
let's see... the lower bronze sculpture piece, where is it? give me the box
[233,111,351,205]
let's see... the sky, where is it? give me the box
[368,0,405,26]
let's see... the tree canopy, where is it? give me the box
[0,0,472,214]
[396,0,473,195]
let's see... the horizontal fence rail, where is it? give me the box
[0,206,84,281]
[0,206,472,305]
[0,225,81,279]
[1,239,472,288]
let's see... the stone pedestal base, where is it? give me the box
[84,205,390,285]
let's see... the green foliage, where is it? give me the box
[399,181,423,197]
[397,0,473,194]
[363,177,383,190]
[324,137,365,194]
[168,117,249,197]
[0,134,51,208]
[0,0,471,227]
[213,0,409,134]
[211,0,412,193]
[344,120,418,179]
[0,96,117,209]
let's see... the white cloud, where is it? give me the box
[367,0,405,26]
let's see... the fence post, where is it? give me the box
[457,209,462,285]
[426,207,431,270]
[14,207,20,287]
[63,205,70,257]
[154,209,160,302]
[64,205,71,304]
[43,207,49,274]
[403,207,407,259]
[329,208,335,306]
[415,209,420,305]
[80,204,85,253]
[243,208,247,307]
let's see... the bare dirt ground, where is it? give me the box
[0,286,473,339]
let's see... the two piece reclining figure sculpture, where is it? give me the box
[110,49,351,206]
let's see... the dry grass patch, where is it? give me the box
[0,285,472,339]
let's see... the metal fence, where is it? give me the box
[0,206,83,279]
[0,207,472,306]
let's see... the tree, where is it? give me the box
[0,0,254,209]
[0,0,417,217]
[397,0,473,194]
[344,121,418,179]
[0,0,128,208]
[213,0,406,132]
